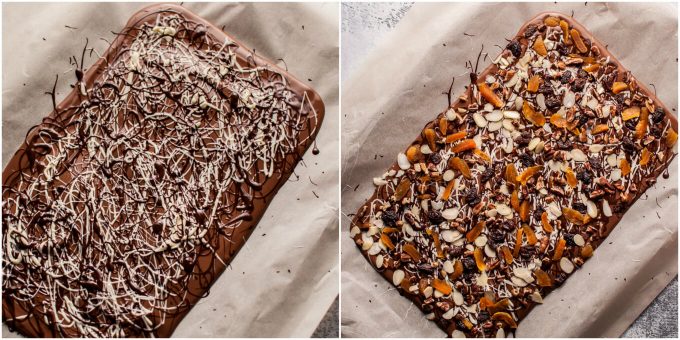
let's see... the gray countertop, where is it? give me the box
[341,2,677,338]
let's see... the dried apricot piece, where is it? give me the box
[639,147,651,166]
[450,157,471,179]
[505,163,518,185]
[622,106,641,121]
[445,131,467,143]
[565,167,578,188]
[582,63,600,73]
[581,243,594,258]
[519,200,530,222]
[550,113,567,128]
[570,28,588,53]
[380,233,395,250]
[522,101,546,127]
[563,207,586,225]
[591,124,609,135]
[541,211,553,233]
[451,139,477,153]
[406,145,420,162]
[666,128,678,147]
[510,189,520,211]
[552,238,566,261]
[500,246,513,265]
[432,278,452,295]
[474,149,491,163]
[560,20,571,45]
[534,269,553,287]
[488,299,511,315]
[478,82,504,108]
[544,16,560,26]
[473,247,486,271]
[466,221,486,242]
[513,228,524,258]
[439,117,448,135]
[403,243,421,262]
[441,178,456,201]
[423,128,437,151]
[382,227,400,234]
[620,158,631,176]
[491,312,518,329]
[522,224,538,246]
[532,35,548,56]
[432,231,444,258]
[612,82,628,94]
[516,165,543,185]
[393,178,411,201]
[462,318,474,330]
[527,75,541,93]
[450,260,463,281]
[635,107,649,139]
[479,296,495,310]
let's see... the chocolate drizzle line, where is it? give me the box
[2,4,324,337]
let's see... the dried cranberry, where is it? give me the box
[560,70,572,84]
[519,153,534,167]
[429,152,442,165]
[652,108,666,124]
[428,210,444,225]
[545,95,562,111]
[572,78,587,92]
[506,40,522,58]
[563,233,577,247]
[381,210,399,226]
[577,170,592,185]
[462,256,477,272]
[572,202,587,214]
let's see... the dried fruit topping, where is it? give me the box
[534,269,553,287]
[666,128,678,147]
[540,211,553,233]
[565,167,578,188]
[451,139,477,153]
[450,260,463,281]
[570,28,588,53]
[513,228,524,258]
[522,224,537,246]
[522,101,546,127]
[639,147,651,166]
[505,163,518,186]
[442,179,456,201]
[450,157,471,179]
[635,107,649,139]
[611,82,628,94]
[560,20,571,45]
[591,124,609,135]
[382,210,399,226]
[527,75,541,93]
[466,221,486,242]
[474,149,491,163]
[581,244,594,258]
[532,35,548,56]
[423,128,437,151]
[550,113,568,128]
[403,243,422,262]
[432,278,452,295]
[543,16,560,27]
[582,63,599,73]
[392,178,411,201]
[491,312,518,329]
[519,200,530,222]
[406,145,420,162]
[439,117,449,135]
[507,40,522,58]
[511,190,520,211]
[652,107,666,123]
[622,106,641,121]
[473,247,486,271]
[478,82,504,108]
[446,131,467,144]
[552,238,566,261]
[563,207,586,225]
[516,165,543,185]
[381,233,395,250]
[500,246,513,265]
[620,158,631,176]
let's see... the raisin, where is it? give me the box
[577,170,592,185]
[417,263,435,274]
[589,156,603,172]
[428,210,445,225]
[545,95,562,111]
[507,40,522,58]
[533,205,545,221]
[429,152,442,165]
[563,233,577,247]
[524,25,537,38]
[449,246,465,258]
[516,131,532,146]
[477,311,490,322]
[557,44,571,56]
[652,107,666,124]
[488,229,506,245]
[381,210,399,226]
[538,83,554,95]
[624,119,637,131]
[480,166,494,183]
[572,78,587,92]
[462,256,477,272]
[520,246,536,259]
[464,188,480,206]
[577,114,589,127]
[622,136,637,153]
[577,69,589,79]
[572,202,587,214]
[556,138,572,150]
[519,153,535,167]
[560,70,572,84]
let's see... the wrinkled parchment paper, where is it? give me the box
[341,2,677,337]
[2,2,339,337]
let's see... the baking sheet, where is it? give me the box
[2,2,339,337]
[341,2,677,337]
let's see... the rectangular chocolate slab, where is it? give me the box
[2,4,324,337]
[350,11,676,338]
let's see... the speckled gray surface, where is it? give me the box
[312,297,339,338]
[341,2,678,338]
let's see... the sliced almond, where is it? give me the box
[392,269,405,286]
[559,257,574,273]
[602,200,612,217]
[473,112,488,128]
[397,153,410,170]
[496,204,512,216]
[570,149,587,162]
[375,254,384,268]
[441,230,462,243]
[573,234,585,247]
[442,207,460,220]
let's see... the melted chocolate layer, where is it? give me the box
[2,4,324,337]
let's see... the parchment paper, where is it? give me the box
[2,2,339,337]
[341,2,677,337]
